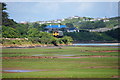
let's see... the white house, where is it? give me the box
[67,27,79,32]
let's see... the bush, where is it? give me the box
[61,36,73,44]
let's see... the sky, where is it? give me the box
[6,2,118,22]
[1,0,120,2]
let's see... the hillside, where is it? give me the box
[35,16,119,32]
[18,16,119,42]
[64,28,120,43]
[60,16,119,30]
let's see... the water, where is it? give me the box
[73,43,119,46]
[32,54,43,56]
[55,54,75,56]
[3,70,41,72]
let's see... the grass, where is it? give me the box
[2,46,119,78]
[2,46,119,57]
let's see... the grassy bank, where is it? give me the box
[1,38,73,48]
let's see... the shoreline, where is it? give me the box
[1,43,120,49]
[73,43,120,44]
[73,41,120,43]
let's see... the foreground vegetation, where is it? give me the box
[3,58,118,78]
[2,46,119,78]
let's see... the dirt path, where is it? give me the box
[112,76,120,78]
[88,50,120,53]
[84,66,119,69]
[1,55,118,59]
[1,56,57,59]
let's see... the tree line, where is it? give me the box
[64,28,120,42]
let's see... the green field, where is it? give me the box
[2,46,119,78]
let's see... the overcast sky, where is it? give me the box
[6,2,118,22]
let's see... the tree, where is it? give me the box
[27,28,40,37]
[1,3,8,26]
[39,32,56,44]
[39,24,47,31]
[94,20,106,28]
[32,23,47,31]
[2,26,20,38]
[1,3,18,28]
[16,24,29,37]
[66,23,74,28]
[80,21,93,29]
[61,36,73,44]
[1,3,8,19]
[33,23,40,29]
[105,28,120,41]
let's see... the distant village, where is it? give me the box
[20,16,110,24]
[19,16,119,33]
[37,16,110,24]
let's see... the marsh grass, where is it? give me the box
[2,46,119,78]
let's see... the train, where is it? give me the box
[52,31,63,38]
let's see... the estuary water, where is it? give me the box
[73,43,120,46]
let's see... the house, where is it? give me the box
[103,19,110,22]
[46,24,79,33]
[67,27,79,32]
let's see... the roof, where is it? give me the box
[46,25,66,29]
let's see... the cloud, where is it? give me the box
[76,3,94,12]
[6,2,118,22]
[7,2,59,15]
[34,3,59,13]
[7,2,61,21]
[32,2,60,18]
